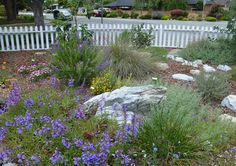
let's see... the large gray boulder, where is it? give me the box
[84,85,167,124]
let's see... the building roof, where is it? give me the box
[104,0,134,7]
[187,0,229,6]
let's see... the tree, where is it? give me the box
[29,0,44,26]
[2,0,17,21]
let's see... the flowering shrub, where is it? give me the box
[17,63,51,82]
[52,25,100,86]
[91,68,119,95]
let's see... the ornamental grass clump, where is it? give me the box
[108,31,157,80]
[136,85,236,165]
[52,24,101,86]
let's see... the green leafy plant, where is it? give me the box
[131,11,139,19]
[161,15,170,20]
[205,16,217,22]
[139,14,152,19]
[52,24,100,86]
[195,72,229,101]
[122,12,130,18]
[130,24,154,49]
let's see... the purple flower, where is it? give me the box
[0,127,7,143]
[81,152,107,165]
[0,150,13,161]
[50,149,62,165]
[5,83,21,110]
[5,121,13,127]
[99,133,113,153]
[73,156,81,165]
[96,59,111,70]
[74,138,83,148]
[24,98,34,108]
[231,147,236,153]
[74,108,85,119]
[31,155,40,164]
[40,115,51,123]
[51,119,68,138]
[50,76,58,88]
[68,79,75,87]
[17,128,24,135]
[115,150,131,166]
[17,153,25,164]
[62,138,72,149]
[83,143,95,151]
[76,80,86,94]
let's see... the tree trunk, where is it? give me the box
[3,0,17,21]
[31,0,44,27]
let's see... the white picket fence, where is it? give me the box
[0,25,56,52]
[0,23,228,52]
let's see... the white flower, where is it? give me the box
[152,77,158,81]
[90,86,95,90]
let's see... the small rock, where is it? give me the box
[193,60,203,65]
[175,57,185,63]
[182,60,193,66]
[156,62,169,71]
[219,114,236,123]
[203,64,216,73]
[221,95,236,112]
[190,69,200,75]
[172,74,194,81]
[34,52,47,55]
[166,54,175,60]
[217,65,232,72]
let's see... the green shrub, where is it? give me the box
[130,24,154,49]
[131,11,139,19]
[182,17,189,21]
[176,16,184,20]
[106,11,118,18]
[121,12,130,18]
[91,68,119,95]
[52,24,100,86]
[0,5,5,16]
[136,85,236,164]
[17,15,34,22]
[179,38,235,65]
[108,34,157,79]
[139,14,152,19]
[161,15,170,20]
[196,72,229,101]
[205,16,217,22]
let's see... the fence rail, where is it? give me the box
[0,23,228,52]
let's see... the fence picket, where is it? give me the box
[0,27,5,51]
[40,26,44,49]
[25,26,30,50]
[30,26,35,50]
[4,27,10,51]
